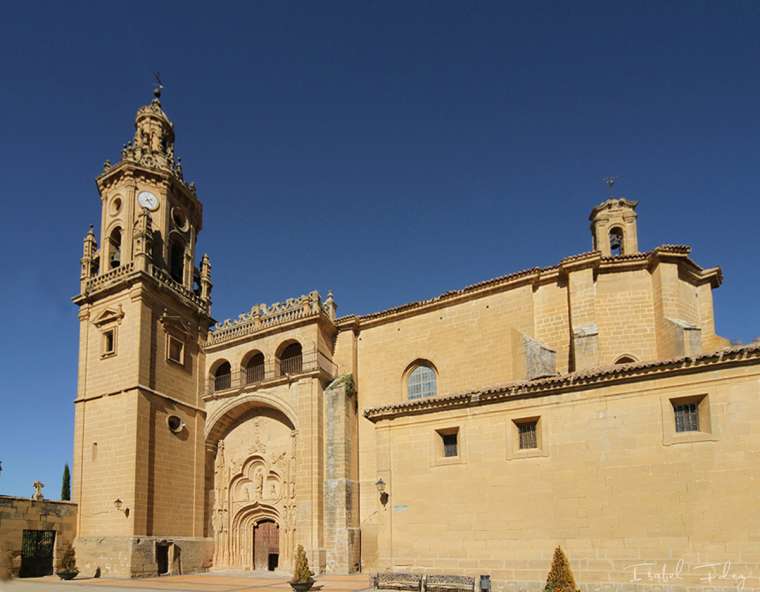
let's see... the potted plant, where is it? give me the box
[56,544,79,580]
[289,545,315,592]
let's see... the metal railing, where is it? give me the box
[207,348,337,396]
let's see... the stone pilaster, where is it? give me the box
[323,375,360,574]
[563,254,601,371]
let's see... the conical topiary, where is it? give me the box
[544,546,578,592]
[291,544,314,583]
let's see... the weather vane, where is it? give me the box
[153,72,164,99]
[603,176,619,196]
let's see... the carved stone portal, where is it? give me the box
[211,411,296,570]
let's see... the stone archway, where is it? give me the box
[207,404,296,570]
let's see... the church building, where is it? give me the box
[70,88,760,590]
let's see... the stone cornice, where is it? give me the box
[363,343,760,422]
[337,244,721,329]
[74,383,206,414]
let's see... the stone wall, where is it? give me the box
[0,496,77,579]
[366,362,760,591]
[75,535,213,578]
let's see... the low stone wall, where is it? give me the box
[0,495,78,579]
[75,535,214,578]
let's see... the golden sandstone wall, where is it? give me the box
[0,497,77,579]
[364,357,760,592]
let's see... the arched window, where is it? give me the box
[278,342,303,376]
[407,362,437,400]
[609,227,624,256]
[244,351,266,384]
[615,355,637,365]
[169,238,185,283]
[213,361,232,392]
[108,227,122,269]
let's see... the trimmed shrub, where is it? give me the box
[292,545,314,583]
[544,546,578,592]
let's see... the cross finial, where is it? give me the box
[603,176,618,196]
[153,72,164,99]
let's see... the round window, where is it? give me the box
[110,196,122,215]
[172,207,189,231]
[167,415,184,433]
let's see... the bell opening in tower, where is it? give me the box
[169,238,185,283]
[108,227,122,269]
[609,226,624,256]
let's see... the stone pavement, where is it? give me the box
[0,573,371,592]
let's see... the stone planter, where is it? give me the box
[289,579,315,592]
[56,569,79,580]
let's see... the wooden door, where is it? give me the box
[253,520,279,570]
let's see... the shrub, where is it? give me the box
[544,546,578,592]
[59,545,77,572]
[292,545,314,583]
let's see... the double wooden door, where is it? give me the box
[253,520,279,571]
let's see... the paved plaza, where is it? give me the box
[1,573,371,592]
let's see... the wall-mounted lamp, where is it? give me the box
[375,478,389,506]
[113,498,130,517]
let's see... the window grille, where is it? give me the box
[442,433,458,457]
[279,343,303,375]
[674,402,699,432]
[245,353,266,383]
[214,362,232,391]
[407,365,437,399]
[518,421,538,449]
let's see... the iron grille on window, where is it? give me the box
[674,402,699,432]
[442,433,458,457]
[518,421,538,449]
[280,354,303,375]
[407,365,437,400]
[245,353,266,384]
[246,362,265,384]
[214,372,231,391]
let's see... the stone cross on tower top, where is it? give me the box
[153,72,164,100]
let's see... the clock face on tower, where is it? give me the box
[137,191,160,211]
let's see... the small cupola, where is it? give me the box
[589,198,639,257]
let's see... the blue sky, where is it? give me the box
[1,2,758,498]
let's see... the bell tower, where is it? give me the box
[72,83,214,577]
[589,197,639,257]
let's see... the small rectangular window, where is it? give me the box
[168,336,185,365]
[435,427,460,461]
[518,421,538,449]
[103,329,115,355]
[674,402,699,432]
[442,433,458,457]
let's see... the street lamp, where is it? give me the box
[375,478,388,506]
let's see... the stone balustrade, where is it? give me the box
[85,261,135,292]
[208,291,331,346]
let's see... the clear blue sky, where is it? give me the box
[1,2,758,498]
